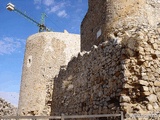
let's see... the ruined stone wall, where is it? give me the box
[0,98,17,116]
[81,0,160,51]
[18,32,80,116]
[119,25,160,115]
[51,36,125,116]
[51,25,160,117]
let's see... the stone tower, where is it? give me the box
[81,0,160,51]
[18,31,80,116]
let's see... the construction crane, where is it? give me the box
[6,3,51,32]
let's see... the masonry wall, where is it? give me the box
[18,32,80,116]
[81,0,160,51]
[51,38,125,116]
[51,25,160,118]
[119,26,160,116]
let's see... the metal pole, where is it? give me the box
[121,111,124,120]
[61,114,65,120]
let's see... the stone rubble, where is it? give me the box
[0,98,17,116]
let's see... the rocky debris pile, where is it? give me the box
[0,98,17,116]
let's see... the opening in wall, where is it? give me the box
[97,29,102,39]
[27,55,32,68]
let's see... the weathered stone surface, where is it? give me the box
[51,26,160,116]
[0,98,17,116]
[154,81,160,87]
[153,103,159,110]
[81,0,160,51]
[147,104,153,111]
[18,32,80,116]
[19,0,160,118]
[120,96,131,103]
[52,39,124,115]
[142,86,149,92]
[147,94,157,103]
[139,80,149,86]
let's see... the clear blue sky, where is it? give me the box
[0,0,88,106]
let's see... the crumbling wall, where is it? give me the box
[52,36,125,116]
[0,98,17,116]
[51,25,160,118]
[119,26,160,115]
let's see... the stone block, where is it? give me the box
[147,94,157,103]
[142,86,149,92]
[154,81,160,87]
[147,104,153,111]
[120,96,131,103]
[139,80,149,86]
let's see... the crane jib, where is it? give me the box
[14,8,40,26]
[6,2,51,32]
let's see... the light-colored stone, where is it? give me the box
[139,80,149,86]
[147,104,153,111]
[18,32,80,116]
[154,81,160,87]
[0,98,17,116]
[120,96,131,103]
[142,86,149,92]
[143,92,151,96]
[153,103,159,110]
[147,94,157,103]
[152,43,158,49]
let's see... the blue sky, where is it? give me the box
[0,0,88,106]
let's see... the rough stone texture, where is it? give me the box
[52,39,124,116]
[116,25,160,116]
[18,0,160,119]
[51,25,160,119]
[0,98,17,116]
[18,31,80,116]
[81,0,160,51]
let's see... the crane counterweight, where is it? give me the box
[6,3,15,11]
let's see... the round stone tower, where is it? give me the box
[18,31,80,116]
[81,0,160,51]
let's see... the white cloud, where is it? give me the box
[47,2,65,13]
[0,37,25,55]
[48,5,60,13]
[57,10,67,17]
[34,0,68,18]
[43,0,54,6]
[46,2,68,18]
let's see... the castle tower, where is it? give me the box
[18,31,80,116]
[81,0,160,51]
